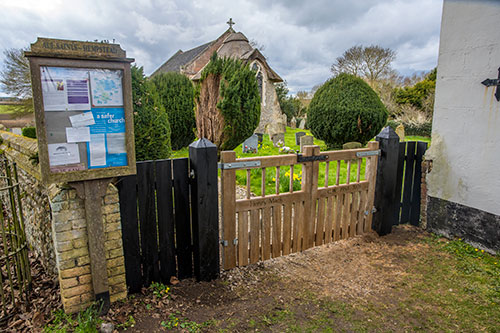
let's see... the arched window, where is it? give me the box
[257,72,263,98]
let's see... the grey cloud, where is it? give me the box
[0,0,442,95]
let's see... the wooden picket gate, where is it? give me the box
[220,142,380,269]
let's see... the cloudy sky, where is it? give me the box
[0,0,443,95]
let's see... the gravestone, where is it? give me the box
[271,133,285,147]
[300,135,314,153]
[290,117,297,129]
[295,131,306,145]
[342,142,363,149]
[395,124,405,141]
[298,118,306,129]
[242,134,258,153]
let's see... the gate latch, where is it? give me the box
[296,154,328,163]
[218,161,261,170]
[356,150,380,158]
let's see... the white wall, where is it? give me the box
[427,0,500,216]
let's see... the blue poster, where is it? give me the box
[86,107,127,169]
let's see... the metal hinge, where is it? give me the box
[364,207,377,215]
[356,150,380,158]
[218,161,261,170]
[220,239,238,246]
[297,154,328,163]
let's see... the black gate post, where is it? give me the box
[189,138,220,281]
[372,126,400,236]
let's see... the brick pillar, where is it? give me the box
[420,159,432,229]
[50,183,127,313]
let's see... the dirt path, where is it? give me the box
[106,225,499,332]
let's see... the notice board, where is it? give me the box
[26,38,136,184]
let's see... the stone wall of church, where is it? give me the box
[254,61,285,135]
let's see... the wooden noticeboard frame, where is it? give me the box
[25,38,136,184]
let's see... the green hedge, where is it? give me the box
[308,73,387,148]
[132,65,171,161]
[197,54,261,151]
[150,72,196,150]
[22,126,36,139]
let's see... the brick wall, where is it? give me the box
[0,129,127,313]
[51,184,127,313]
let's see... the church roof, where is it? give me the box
[151,28,282,83]
[151,41,213,76]
[224,32,248,43]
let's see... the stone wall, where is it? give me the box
[0,129,127,313]
[0,130,56,275]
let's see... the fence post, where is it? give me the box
[189,138,219,281]
[373,126,400,236]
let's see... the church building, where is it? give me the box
[151,19,286,134]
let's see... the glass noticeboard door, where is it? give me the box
[40,66,128,173]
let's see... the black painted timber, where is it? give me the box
[173,158,193,279]
[394,142,406,225]
[189,139,220,281]
[116,175,142,293]
[409,142,428,226]
[155,160,176,283]
[400,141,416,224]
[137,161,160,286]
[373,127,400,235]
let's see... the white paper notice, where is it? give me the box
[41,77,67,111]
[106,133,126,154]
[89,134,106,167]
[48,143,80,166]
[40,67,91,111]
[69,112,95,127]
[66,127,90,143]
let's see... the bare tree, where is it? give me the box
[0,48,32,111]
[331,45,396,84]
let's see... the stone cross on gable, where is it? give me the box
[227,18,235,29]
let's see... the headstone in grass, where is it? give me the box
[342,142,363,149]
[271,133,285,147]
[295,131,306,145]
[242,134,259,153]
[290,117,297,129]
[300,135,314,153]
[298,118,306,129]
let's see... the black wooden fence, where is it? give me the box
[373,127,429,236]
[395,141,428,226]
[116,139,219,293]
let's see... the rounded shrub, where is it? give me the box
[196,54,261,151]
[150,72,196,150]
[131,65,171,161]
[307,73,388,148]
[21,126,36,139]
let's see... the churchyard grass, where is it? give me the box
[0,104,19,114]
[406,135,431,145]
[170,127,431,196]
